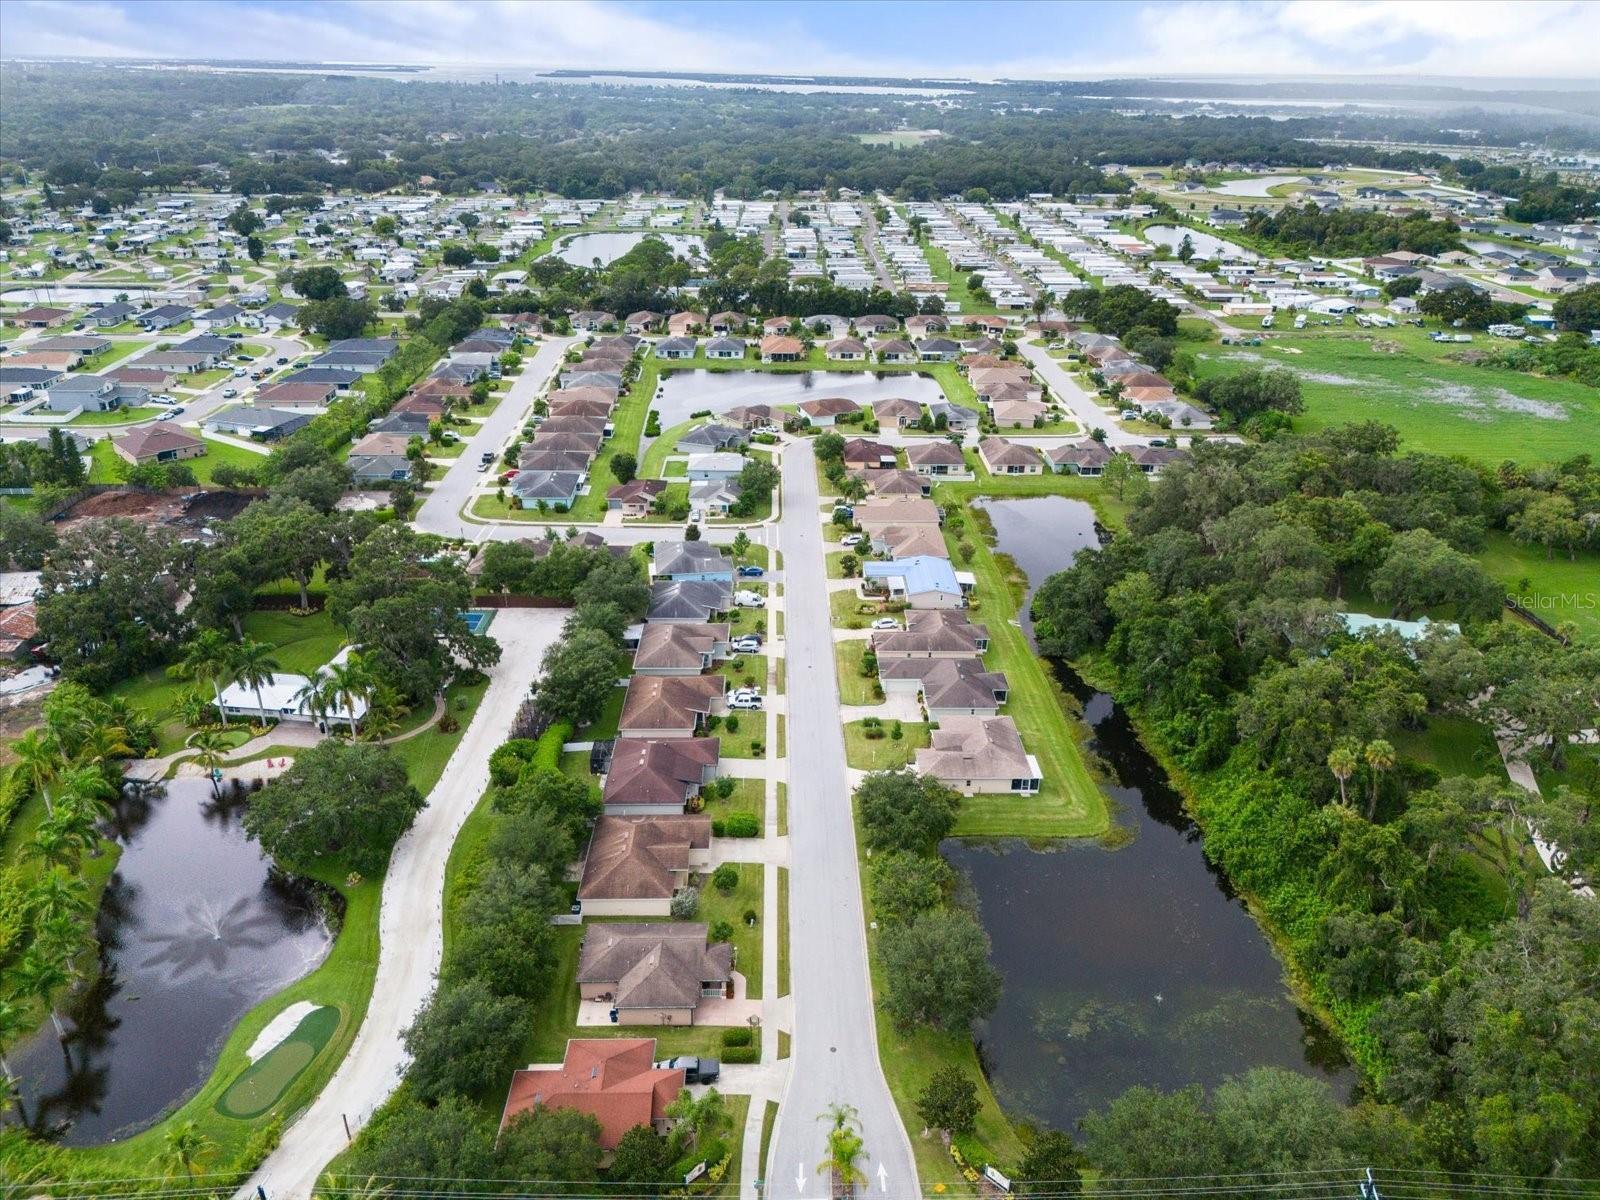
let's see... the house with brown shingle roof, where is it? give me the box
[111,424,206,466]
[632,622,730,676]
[826,336,867,361]
[878,656,1010,719]
[759,335,804,363]
[853,468,927,498]
[978,437,1044,476]
[905,440,970,479]
[607,478,667,518]
[796,396,860,427]
[578,815,713,915]
[576,924,734,1022]
[915,714,1041,795]
[872,609,989,659]
[500,1038,685,1148]
[872,397,924,429]
[877,525,949,559]
[873,338,916,364]
[990,398,1050,428]
[709,311,747,335]
[667,311,706,337]
[256,381,338,409]
[841,437,896,471]
[618,675,725,739]
[602,739,722,815]
[1047,439,1114,476]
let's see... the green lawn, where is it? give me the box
[855,806,1026,1188]
[64,404,165,426]
[719,653,768,693]
[85,435,264,485]
[776,867,790,997]
[834,641,882,705]
[926,475,1116,839]
[388,677,491,796]
[698,862,765,998]
[707,712,766,759]
[843,719,930,770]
[1478,531,1600,643]
[1193,328,1600,464]
[575,685,626,742]
[702,776,765,827]
[1393,715,1502,780]
[567,357,658,521]
[240,607,346,672]
[641,417,697,479]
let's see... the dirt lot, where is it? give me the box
[53,487,255,538]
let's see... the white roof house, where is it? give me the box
[216,646,369,726]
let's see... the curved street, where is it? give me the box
[238,607,566,1200]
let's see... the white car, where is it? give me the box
[728,692,764,710]
[841,533,864,547]
[156,410,179,422]
[734,590,764,608]
[222,387,238,398]
[730,636,762,654]
[232,367,248,377]
[871,618,902,631]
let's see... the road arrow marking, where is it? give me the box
[878,1163,889,1192]
[795,1162,806,1194]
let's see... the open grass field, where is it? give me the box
[834,640,881,705]
[1478,532,1600,643]
[1193,327,1600,463]
[843,719,930,770]
[85,433,268,485]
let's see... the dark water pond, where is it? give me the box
[555,231,704,267]
[8,778,331,1145]
[944,496,1354,1131]
[652,368,947,432]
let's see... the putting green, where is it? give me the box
[217,1004,341,1119]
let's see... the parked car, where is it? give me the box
[840,533,864,547]
[737,565,764,578]
[149,394,175,406]
[168,406,185,416]
[275,355,289,365]
[871,618,901,631]
[729,693,764,710]
[654,1056,719,1085]
[232,367,248,377]
[730,635,762,653]
[222,387,238,398]
[733,590,764,608]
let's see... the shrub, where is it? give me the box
[670,887,700,919]
[709,919,735,943]
[721,1026,752,1048]
[742,907,758,925]
[725,714,740,734]
[715,776,736,799]
[721,812,760,838]
[720,1045,759,1064]
[711,863,740,893]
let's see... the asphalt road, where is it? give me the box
[765,440,919,1200]
[238,608,567,1200]
[412,334,579,535]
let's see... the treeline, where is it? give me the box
[1031,426,1600,1181]
[1447,160,1600,223]
[1243,203,1463,257]
[0,63,1508,205]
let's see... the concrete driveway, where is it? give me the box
[238,607,566,1200]
[764,440,918,1200]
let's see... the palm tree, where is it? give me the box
[14,949,71,1043]
[171,629,238,729]
[667,1087,730,1150]
[27,807,99,872]
[1364,739,1396,820]
[231,639,281,731]
[1327,743,1358,807]
[816,1107,868,1197]
[69,724,132,776]
[12,728,63,816]
[325,654,373,738]
[28,869,93,927]
[57,764,117,824]
[294,668,334,728]
[160,1119,215,1180]
[189,730,229,796]
[0,998,29,1115]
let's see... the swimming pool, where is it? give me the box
[461,609,494,634]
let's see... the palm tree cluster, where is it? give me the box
[1,687,139,1114]
[168,629,283,734]
[817,1103,868,1196]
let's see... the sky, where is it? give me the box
[3,0,1599,81]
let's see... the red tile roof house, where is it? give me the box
[602,737,722,815]
[578,814,714,916]
[500,1038,685,1149]
[111,424,206,466]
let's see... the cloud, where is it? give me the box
[2,0,1596,79]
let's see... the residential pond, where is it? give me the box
[554,231,705,268]
[1141,224,1257,262]
[944,496,1355,1132]
[651,368,948,432]
[7,778,332,1145]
